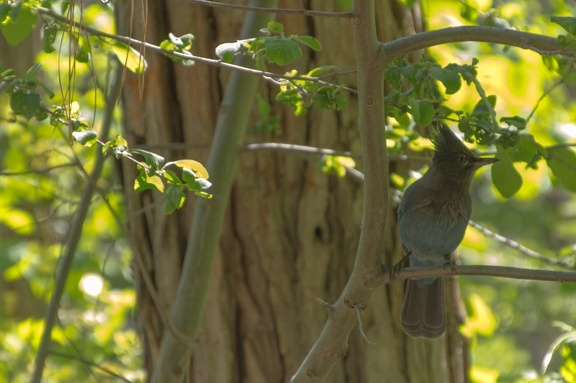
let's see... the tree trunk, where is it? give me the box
[115,1,467,382]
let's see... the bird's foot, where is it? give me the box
[390,251,411,279]
[442,253,457,272]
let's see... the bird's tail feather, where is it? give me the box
[401,278,445,338]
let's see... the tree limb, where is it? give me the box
[30,67,122,383]
[382,26,576,64]
[149,1,277,382]
[291,0,387,381]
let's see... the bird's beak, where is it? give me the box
[473,157,499,168]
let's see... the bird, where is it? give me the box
[397,122,498,338]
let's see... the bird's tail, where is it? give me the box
[401,278,445,338]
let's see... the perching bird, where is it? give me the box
[397,122,498,338]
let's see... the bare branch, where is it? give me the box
[244,142,359,157]
[392,264,576,283]
[0,163,77,176]
[382,26,576,63]
[468,220,574,269]
[188,0,353,18]
[49,352,134,383]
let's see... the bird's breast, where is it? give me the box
[398,193,471,265]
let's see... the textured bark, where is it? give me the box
[115,1,467,382]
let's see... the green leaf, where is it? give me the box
[72,129,98,146]
[163,184,185,214]
[265,38,302,65]
[181,167,195,183]
[552,16,576,35]
[320,155,355,178]
[547,147,576,192]
[500,115,527,130]
[492,148,522,198]
[409,99,435,126]
[313,86,346,111]
[472,95,497,115]
[0,3,10,24]
[266,21,284,34]
[276,86,306,116]
[429,65,462,94]
[129,148,165,173]
[0,4,37,45]
[109,43,148,74]
[294,35,322,51]
[42,25,57,53]
[10,89,40,120]
[306,65,337,77]
[215,41,243,63]
[168,159,209,179]
[76,39,90,63]
[134,171,164,192]
[163,169,181,184]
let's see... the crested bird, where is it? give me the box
[397,122,498,338]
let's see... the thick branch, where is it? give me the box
[149,2,277,382]
[291,0,387,381]
[382,26,576,63]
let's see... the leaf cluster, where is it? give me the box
[275,66,346,116]
[215,21,322,69]
[102,136,212,214]
[216,22,344,115]
[385,55,576,199]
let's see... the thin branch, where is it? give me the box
[391,264,576,283]
[35,7,350,87]
[188,0,353,18]
[526,70,572,124]
[49,352,134,383]
[30,67,122,383]
[468,220,574,269]
[243,142,430,163]
[382,26,576,64]
[244,142,359,157]
[0,163,77,176]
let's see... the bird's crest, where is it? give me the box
[429,122,470,156]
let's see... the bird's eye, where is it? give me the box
[456,154,468,165]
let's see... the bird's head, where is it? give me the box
[430,122,498,180]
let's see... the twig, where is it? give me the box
[188,0,353,18]
[526,70,571,124]
[354,305,379,346]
